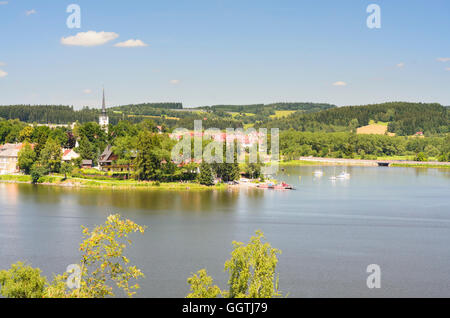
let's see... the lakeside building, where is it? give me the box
[62,148,80,162]
[0,143,29,175]
[99,145,135,172]
[99,87,109,133]
[81,160,93,169]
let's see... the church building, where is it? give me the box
[99,87,109,132]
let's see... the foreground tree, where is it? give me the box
[45,214,146,298]
[0,262,47,298]
[187,231,282,298]
[186,269,222,298]
[0,215,145,298]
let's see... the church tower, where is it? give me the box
[99,87,109,132]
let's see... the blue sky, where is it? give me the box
[0,0,449,109]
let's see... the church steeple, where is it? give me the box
[102,86,106,115]
[99,86,109,132]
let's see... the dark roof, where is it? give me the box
[99,145,114,164]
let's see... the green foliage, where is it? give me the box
[224,230,281,298]
[280,130,449,160]
[18,143,36,174]
[415,152,428,162]
[186,270,222,298]
[44,214,146,298]
[262,102,449,135]
[0,119,27,144]
[243,163,262,179]
[198,162,214,186]
[187,231,282,298]
[39,138,62,173]
[60,162,73,179]
[18,126,34,143]
[30,164,47,184]
[76,137,97,164]
[0,262,47,298]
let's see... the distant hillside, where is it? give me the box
[0,103,184,125]
[196,102,336,114]
[260,102,449,136]
[109,103,183,113]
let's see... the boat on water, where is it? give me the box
[274,182,294,190]
[257,183,274,189]
[257,182,294,190]
[313,170,324,177]
[336,171,350,179]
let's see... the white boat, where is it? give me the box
[336,171,350,179]
[313,170,323,177]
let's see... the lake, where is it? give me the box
[0,166,449,297]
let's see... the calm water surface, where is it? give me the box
[0,166,449,297]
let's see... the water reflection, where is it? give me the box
[0,165,449,297]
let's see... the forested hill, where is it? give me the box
[259,102,449,136]
[196,102,335,113]
[109,103,183,113]
[0,105,98,124]
[0,102,448,136]
[0,103,183,125]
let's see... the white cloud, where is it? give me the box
[61,31,119,47]
[396,62,405,68]
[0,70,8,78]
[437,57,450,62]
[0,62,5,66]
[170,80,181,85]
[446,67,450,71]
[0,1,8,5]
[332,81,347,86]
[26,9,36,16]
[83,89,92,94]
[114,39,148,48]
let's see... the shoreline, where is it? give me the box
[0,175,229,191]
[279,157,450,169]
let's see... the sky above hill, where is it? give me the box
[0,0,449,109]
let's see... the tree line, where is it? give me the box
[260,102,449,136]
[280,130,450,161]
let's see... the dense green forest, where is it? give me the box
[280,130,450,161]
[0,103,183,125]
[198,102,335,113]
[1,101,449,135]
[260,102,449,136]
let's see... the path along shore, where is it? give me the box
[295,157,450,167]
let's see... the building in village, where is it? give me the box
[62,148,80,162]
[98,145,136,172]
[0,143,30,175]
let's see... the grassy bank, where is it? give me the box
[0,175,228,191]
[277,159,450,169]
[390,163,450,169]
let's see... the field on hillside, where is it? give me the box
[270,110,297,118]
[357,121,395,136]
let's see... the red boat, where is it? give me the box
[258,182,294,190]
[274,182,294,190]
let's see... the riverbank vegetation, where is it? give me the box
[279,131,450,162]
